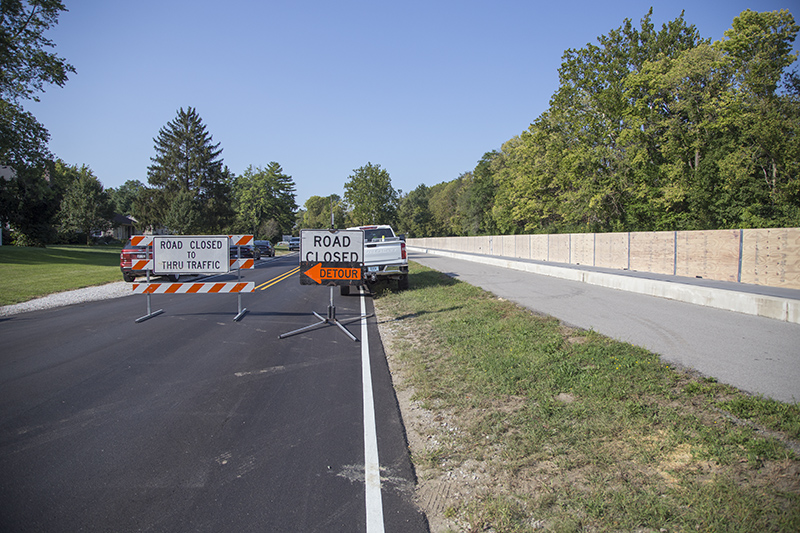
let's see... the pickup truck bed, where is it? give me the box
[343,225,409,294]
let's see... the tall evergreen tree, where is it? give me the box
[144,107,232,233]
[108,180,145,215]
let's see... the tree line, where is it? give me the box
[3,5,798,246]
[388,9,799,238]
[0,2,299,245]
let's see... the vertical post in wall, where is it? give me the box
[737,229,744,283]
[673,231,678,276]
[627,233,631,270]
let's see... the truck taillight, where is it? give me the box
[401,242,406,260]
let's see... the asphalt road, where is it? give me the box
[0,255,428,532]
[410,251,800,404]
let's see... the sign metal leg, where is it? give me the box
[279,286,371,341]
[135,247,163,323]
[234,257,248,321]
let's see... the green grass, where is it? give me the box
[0,245,123,306]
[373,262,800,533]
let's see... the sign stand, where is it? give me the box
[280,228,370,341]
[279,285,371,342]
[135,242,164,323]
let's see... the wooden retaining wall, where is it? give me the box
[408,228,800,290]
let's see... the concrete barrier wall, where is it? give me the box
[409,228,800,290]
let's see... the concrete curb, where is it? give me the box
[408,246,800,324]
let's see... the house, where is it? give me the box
[111,214,137,241]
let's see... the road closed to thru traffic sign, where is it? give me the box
[153,235,230,275]
[300,229,364,286]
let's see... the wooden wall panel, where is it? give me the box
[496,235,512,257]
[515,235,531,259]
[571,233,594,266]
[675,230,740,281]
[630,231,674,275]
[477,236,491,255]
[741,228,800,289]
[549,234,570,264]
[530,234,548,261]
[595,233,628,270]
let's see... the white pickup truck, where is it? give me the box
[343,224,409,294]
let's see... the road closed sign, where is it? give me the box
[153,236,230,275]
[300,229,364,286]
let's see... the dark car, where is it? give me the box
[230,244,260,260]
[254,240,274,257]
[120,239,179,282]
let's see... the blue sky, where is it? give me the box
[29,0,798,208]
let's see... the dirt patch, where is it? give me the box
[378,307,482,531]
[377,305,544,531]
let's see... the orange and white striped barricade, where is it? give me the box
[133,235,255,322]
[132,282,255,295]
[229,234,254,246]
[130,235,154,247]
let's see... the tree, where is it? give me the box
[0,0,75,104]
[131,186,169,234]
[57,165,113,244]
[396,184,433,237]
[233,163,297,238]
[0,0,75,245]
[145,107,233,233]
[343,162,398,226]
[720,9,798,98]
[464,151,502,235]
[303,194,345,229]
[622,9,800,229]
[108,180,145,215]
[716,9,800,227]
[542,9,702,232]
[428,176,468,236]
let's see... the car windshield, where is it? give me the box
[123,241,145,251]
[363,228,394,242]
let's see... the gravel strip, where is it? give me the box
[0,282,134,317]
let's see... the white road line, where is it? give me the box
[361,288,385,532]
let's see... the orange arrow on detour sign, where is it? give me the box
[303,263,362,284]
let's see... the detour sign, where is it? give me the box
[299,229,364,287]
[302,263,361,284]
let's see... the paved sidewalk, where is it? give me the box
[408,249,800,403]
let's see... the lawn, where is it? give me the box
[372,262,800,533]
[0,245,123,306]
